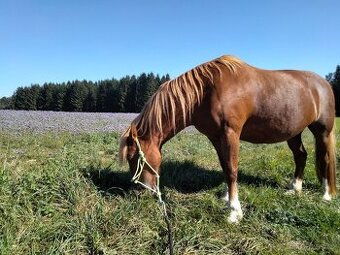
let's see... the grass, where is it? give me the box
[0,120,340,254]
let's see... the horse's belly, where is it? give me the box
[240,115,312,143]
[240,130,295,143]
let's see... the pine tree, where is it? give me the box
[83,82,97,112]
[13,85,39,110]
[96,79,118,112]
[135,73,148,111]
[124,75,138,112]
[332,65,340,116]
[141,73,158,110]
[107,79,119,112]
[326,65,340,116]
[13,87,24,109]
[52,85,66,111]
[38,83,54,110]
[27,85,40,110]
[63,81,88,111]
[161,74,171,84]
[117,76,129,112]
[0,96,13,109]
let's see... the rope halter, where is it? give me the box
[130,137,174,254]
[131,137,163,203]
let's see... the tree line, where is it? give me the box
[1,65,340,115]
[0,73,170,112]
[326,65,340,116]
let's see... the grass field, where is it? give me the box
[0,116,339,254]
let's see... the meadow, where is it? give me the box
[0,110,339,255]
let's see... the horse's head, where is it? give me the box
[119,123,161,189]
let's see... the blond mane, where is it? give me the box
[135,55,243,136]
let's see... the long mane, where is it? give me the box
[135,55,244,136]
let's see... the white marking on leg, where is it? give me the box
[322,178,332,201]
[290,177,303,192]
[228,196,243,223]
[285,177,303,195]
[220,184,229,202]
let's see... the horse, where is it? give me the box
[119,55,336,223]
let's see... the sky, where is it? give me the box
[1,0,339,97]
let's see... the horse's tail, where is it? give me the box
[315,124,337,197]
[327,126,337,196]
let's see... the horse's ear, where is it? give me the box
[130,123,138,140]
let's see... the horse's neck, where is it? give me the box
[138,116,190,148]
[160,121,188,146]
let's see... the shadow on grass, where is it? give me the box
[82,166,133,196]
[83,160,296,197]
[238,172,280,188]
[82,160,224,196]
[159,160,224,193]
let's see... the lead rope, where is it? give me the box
[131,138,174,255]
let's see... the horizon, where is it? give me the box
[1,1,340,97]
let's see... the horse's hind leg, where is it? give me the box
[287,133,307,193]
[309,122,337,200]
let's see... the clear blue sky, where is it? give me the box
[1,0,339,97]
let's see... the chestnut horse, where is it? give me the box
[119,55,336,223]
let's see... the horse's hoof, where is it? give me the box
[284,189,295,195]
[227,209,243,224]
[289,178,302,192]
[220,195,229,202]
[323,193,332,201]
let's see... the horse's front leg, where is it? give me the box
[222,127,243,223]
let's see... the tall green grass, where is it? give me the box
[0,120,339,254]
